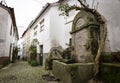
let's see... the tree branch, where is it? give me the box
[78,0,88,8]
[66,5,83,12]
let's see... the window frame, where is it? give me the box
[40,19,44,32]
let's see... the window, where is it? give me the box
[69,38,72,46]
[40,19,44,32]
[34,25,38,30]
[10,25,12,35]
[34,31,37,36]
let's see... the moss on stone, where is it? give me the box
[101,63,120,83]
[68,64,78,81]
[45,48,63,70]
[101,53,113,62]
[52,60,94,83]
[66,64,79,83]
[90,27,100,57]
[71,10,99,33]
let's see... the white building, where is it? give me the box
[21,25,31,60]
[28,0,78,64]
[18,39,23,60]
[23,0,120,64]
[0,2,19,63]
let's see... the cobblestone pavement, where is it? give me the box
[0,61,48,83]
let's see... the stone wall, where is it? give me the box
[101,63,120,83]
[52,60,94,83]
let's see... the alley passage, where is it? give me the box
[0,61,47,83]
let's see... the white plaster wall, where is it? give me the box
[29,0,120,54]
[0,7,7,57]
[62,0,120,52]
[0,7,12,57]
[30,27,34,43]
[18,38,24,59]
[50,0,78,49]
[36,0,78,51]
[29,0,79,54]
[30,9,51,53]
[50,6,65,48]
[87,0,120,52]
[64,0,79,48]
[37,10,51,53]
[5,15,13,57]
[50,0,79,49]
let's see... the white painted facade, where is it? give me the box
[21,26,31,59]
[24,0,120,59]
[29,0,79,55]
[18,39,24,60]
[86,0,120,52]
[30,8,51,53]
[60,0,120,52]
[0,3,18,61]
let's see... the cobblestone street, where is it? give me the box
[0,61,48,83]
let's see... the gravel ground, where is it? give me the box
[0,61,48,83]
[0,61,100,83]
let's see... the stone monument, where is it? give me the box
[71,10,100,63]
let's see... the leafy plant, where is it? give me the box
[62,47,72,59]
[29,45,37,60]
[29,45,38,66]
[30,60,39,66]
[101,53,113,62]
[12,46,18,62]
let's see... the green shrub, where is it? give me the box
[28,45,38,66]
[30,60,39,66]
[102,53,113,62]
[62,47,72,59]
[101,64,120,83]
[12,47,18,62]
[29,45,37,61]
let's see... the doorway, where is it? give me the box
[39,45,43,66]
